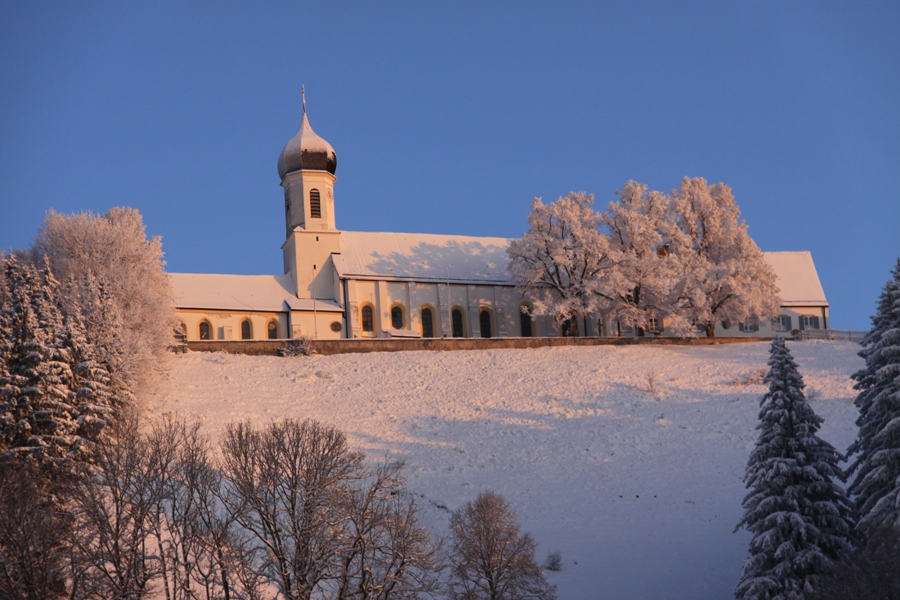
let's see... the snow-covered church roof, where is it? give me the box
[332,231,512,284]
[169,273,343,312]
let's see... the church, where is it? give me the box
[169,98,830,342]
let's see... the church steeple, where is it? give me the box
[278,88,338,235]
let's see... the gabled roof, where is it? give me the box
[332,231,512,284]
[763,251,828,307]
[169,273,343,312]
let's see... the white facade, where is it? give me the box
[170,105,830,341]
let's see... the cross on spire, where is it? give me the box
[302,84,306,115]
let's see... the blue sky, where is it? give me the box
[1,2,897,330]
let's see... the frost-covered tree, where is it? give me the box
[602,180,678,334]
[507,192,618,336]
[846,258,900,533]
[735,338,855,600]
[669,177,779,337]
[35,207,174,388]
[448,491,555,600]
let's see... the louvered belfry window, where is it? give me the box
[310,189,321,218]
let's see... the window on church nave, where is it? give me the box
[421,307,434,338]
[519,305,533,337]
[267,320,278,339]
[361,305,374,333]
[479,309,493,338]
[199,321,211,340]
[452,308,465,338]
[310,189,321,219]
[391,305,404,330]
[241,319,252,340]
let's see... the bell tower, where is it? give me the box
[278,87,342,300]
[277,86,338,235]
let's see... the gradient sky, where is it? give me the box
[1,2,897,330]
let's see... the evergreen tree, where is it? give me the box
[0,257,114,460]
[847,258,900,532]
[735,338,855,600]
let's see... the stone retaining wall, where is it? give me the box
[180,335,771,357]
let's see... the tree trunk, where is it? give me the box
[705,323,716,338]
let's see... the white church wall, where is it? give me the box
[288,310,344,340]
[174,309,287,341]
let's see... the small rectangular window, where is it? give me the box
[800,315,820,330]
[739,318,760,333]
[773,315,792,332]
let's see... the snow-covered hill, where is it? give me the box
[148,341,863,600]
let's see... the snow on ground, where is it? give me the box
[148,340,863,600]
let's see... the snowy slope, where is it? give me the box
[148,341,863,600]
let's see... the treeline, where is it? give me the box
[508,177,780,337]
[0,416,555,600]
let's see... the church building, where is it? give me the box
[169,98,830,342]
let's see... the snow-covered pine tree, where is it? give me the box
[0,253,12,388]
[846,258,900,532]
[735,338,855,600]
[0,257,113,459]
[0,257,84,460]
[507,192,617,336]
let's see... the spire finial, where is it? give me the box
[302,84,306,115]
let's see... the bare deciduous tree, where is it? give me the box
[0,461,72,600]
[448,491,555,600]
[335,460,443,600]
[220,418,364,600]
[70,413,165,599]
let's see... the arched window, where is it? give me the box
[479,309,492,338]
[310,189,321,219]
[421,307,434,338]
[267,320,278,339]
[519,306,533,337]
[391,305,404,330]
[361,305,374,333]
[241,319,252,340]
[452,308,465,338]
[199,321,211,340]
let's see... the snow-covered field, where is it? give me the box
[148,341,863,600]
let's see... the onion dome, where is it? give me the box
[277,88,337,179]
